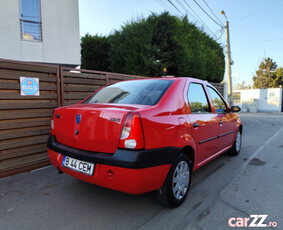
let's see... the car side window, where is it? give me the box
[188,83,211,113]
[207,86,227,114]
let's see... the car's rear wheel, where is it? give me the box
[228,129,242,156]
[156,153,191,208]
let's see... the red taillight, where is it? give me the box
[51,110,55,135]
[119,112,144,150]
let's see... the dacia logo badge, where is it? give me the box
[76,114,81,124]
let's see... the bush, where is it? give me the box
[81,12,225,82]
[81,34,110,71]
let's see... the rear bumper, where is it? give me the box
[47,135,179,194]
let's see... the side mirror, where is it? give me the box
[230,106,241,113]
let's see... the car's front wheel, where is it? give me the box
[156,153,191,208]
[228,129,242,156]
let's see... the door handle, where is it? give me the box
[193,123,199,128]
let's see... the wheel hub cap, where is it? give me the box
[236,131,241,152]
[172,161,190,200]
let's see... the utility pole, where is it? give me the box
[221,10,233,106]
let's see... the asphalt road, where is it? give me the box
[1,113,283,230]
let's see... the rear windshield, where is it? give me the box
[83,79,174,106]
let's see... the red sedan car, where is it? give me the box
[47,77,242,207]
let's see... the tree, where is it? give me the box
[81,34,110,71]
[252,58,281,88]
[234,81,252,90]
[273,67,283,87]
[109,13,225,82]
[81,12,225,82]
[109,13,179,77]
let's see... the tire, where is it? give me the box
[228,129,242,156]
[155,153,191,208]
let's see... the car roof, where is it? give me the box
[156,76,214,88]
[114,76,216,89]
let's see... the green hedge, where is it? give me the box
[81,12,225,82]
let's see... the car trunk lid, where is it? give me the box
[53,103,149,153]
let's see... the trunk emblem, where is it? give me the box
[76,114,82,124]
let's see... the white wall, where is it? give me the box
[234,88,283,112]
[0,0,80,66]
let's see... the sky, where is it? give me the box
[78,0,283,86]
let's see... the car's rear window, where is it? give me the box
[83,79,174,106]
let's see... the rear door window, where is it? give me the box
[187,83,211,113]
[83,79,174,106]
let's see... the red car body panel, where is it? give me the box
[53,103,151,153]
[48,149,171,194]
[47,77,241,194]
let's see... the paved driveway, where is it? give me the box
[1,113,282,230]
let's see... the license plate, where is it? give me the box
[62,156,95,176]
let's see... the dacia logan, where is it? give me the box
[47,77,242,207]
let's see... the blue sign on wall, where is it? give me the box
[20,77,40,96]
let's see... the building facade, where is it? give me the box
[234,88,283,112]
[0,0,80,66]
